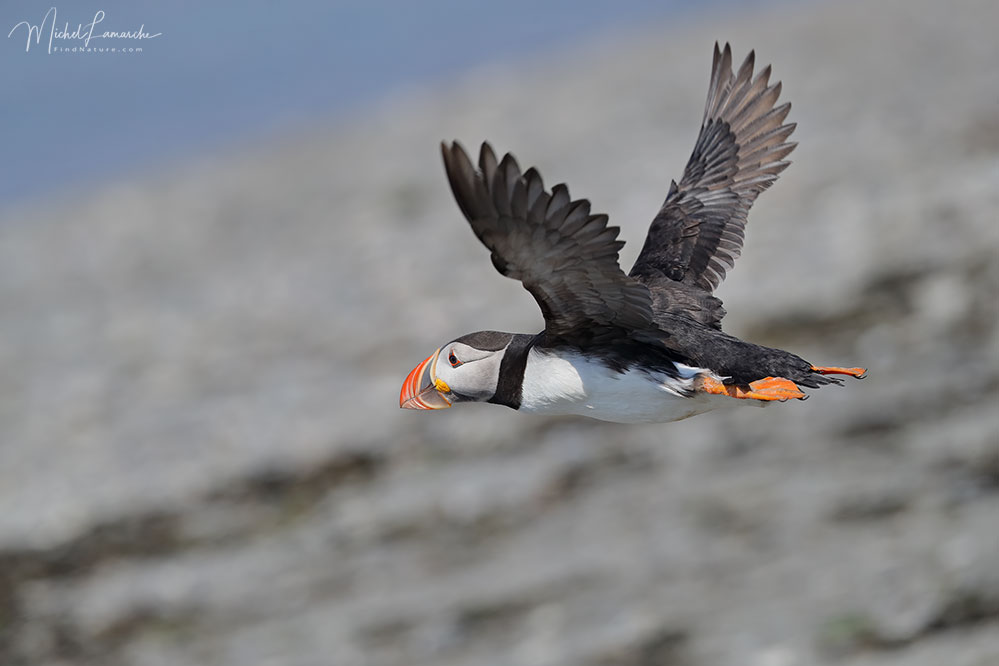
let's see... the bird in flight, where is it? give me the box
[400,43,865,424]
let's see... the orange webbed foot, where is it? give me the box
[700,376,807,402]
[811,365,867,379]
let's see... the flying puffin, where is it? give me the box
[400,43,865,424]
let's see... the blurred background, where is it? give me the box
[1,0,997,664]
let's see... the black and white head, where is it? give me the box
[400,331,521,410]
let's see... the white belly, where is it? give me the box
[518,349,732,424]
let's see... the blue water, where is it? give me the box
[1,0,739,206]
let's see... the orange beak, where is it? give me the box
[400,348,452,410]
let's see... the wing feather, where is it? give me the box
[630,42,797,328]
[442,141,653,346]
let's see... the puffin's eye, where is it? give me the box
[448,351,463,368]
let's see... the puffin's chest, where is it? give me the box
[517,349,722,424]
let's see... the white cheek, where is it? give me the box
[450,360,499,399]
[437,362,458,387]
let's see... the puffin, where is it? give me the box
[400,43,865,424]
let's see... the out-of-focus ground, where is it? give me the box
[2,0,998,664]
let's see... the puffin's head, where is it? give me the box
[400,331,516,410]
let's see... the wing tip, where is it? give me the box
[478,140,497,165]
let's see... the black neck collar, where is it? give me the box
[488,333,538,409]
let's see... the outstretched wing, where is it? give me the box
[442,141,653,346]
[630,42,796,327]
